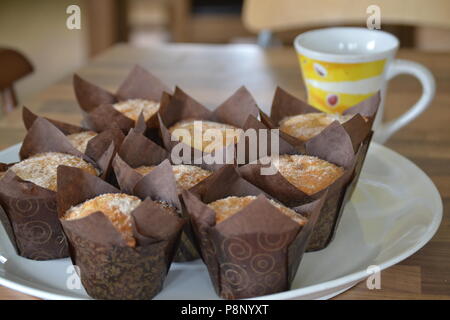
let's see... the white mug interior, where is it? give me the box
[294,27,399,63]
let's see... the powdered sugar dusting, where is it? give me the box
[169,120,242,153]
[173,165,212,190]
[65,193,141,220]
[272,154,344,195]
[209,195,307,225]
[104,194,141,215]
[280,113,354,141]
[67,131,97,153]
[9,152,98,191]
[113,99,160,122]
[64,193,141,247]
[136,164,212,192]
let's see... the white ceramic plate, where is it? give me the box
[0,143,442,300]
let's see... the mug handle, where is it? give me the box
[375,59,436,144]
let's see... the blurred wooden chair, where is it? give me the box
[0,48,33,115]
[169,0,251,43]
[243,0,450,47]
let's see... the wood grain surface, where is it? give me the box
[0,44,448,300]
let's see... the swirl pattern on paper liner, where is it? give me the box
[64,230,177,300]
[204,230,299,299]
[0,196,68,260]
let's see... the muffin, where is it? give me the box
[8,152,98,192]
[66,131,98,153]
[169,119,242,153]
[113,159,204,263]
[64,193,178,247]
[113,99,160,122]
[135,164,212,192]
[64,193,140,247]
[209,195,307,225]
[272,154,344,195]
[181,166,326,299]
[279,113,356,141]
[57,164,185,300]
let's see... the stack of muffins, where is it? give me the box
[0,66,379,300]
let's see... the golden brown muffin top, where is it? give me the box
[66,131,97,153]
[279,112,354,141]
[169,119,242,153]
[135,164,212,192]
[208,195,307,225]
[112,99,160,122]
[64,193,141,247]
[272,154,344,195]
[64,193,178,247]
[8,152,98,192]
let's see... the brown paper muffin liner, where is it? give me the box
[115,126,224,192]
[238,120,359,251]
[268,87,380,152]
[116,119,240,261]
[73,65,171,133]
[0,120,116,260]
[158,86,260,164]
[127,111,164,146]
[0,195,18,254]
[0,163,15,246]
[19,116,122,180]
[116,127,169,182]
[22,107,125,161]
[113,131,205,263]
[0,170,68,260]
[182,165,326,299]
[266,90,376,249]
[23,106,85,135]
[324,131,374,247]
[57,165,185,300]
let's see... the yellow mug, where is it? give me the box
[294,27,435,143]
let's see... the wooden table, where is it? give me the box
[0,44,449,300]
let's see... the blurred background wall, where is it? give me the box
[0,0,88,102]
[1,0,450,107]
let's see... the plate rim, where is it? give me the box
[0,142,443,300]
